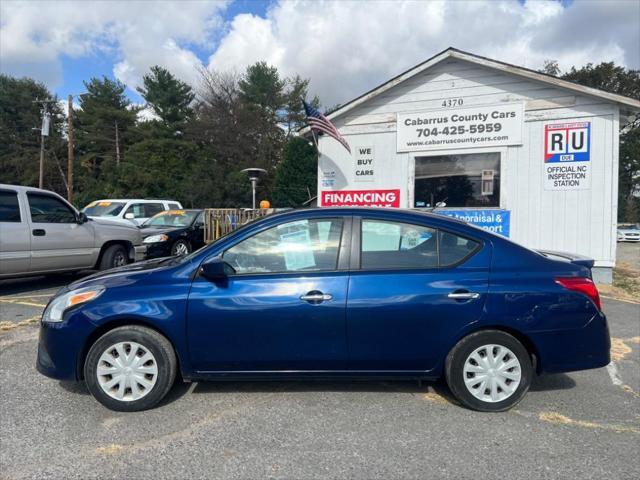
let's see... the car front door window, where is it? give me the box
[27,193,76,223]
[223,218,343,274]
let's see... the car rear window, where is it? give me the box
[0,190,21,222]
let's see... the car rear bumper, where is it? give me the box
[529,311,611,374]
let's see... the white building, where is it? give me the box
[311,48,640,282]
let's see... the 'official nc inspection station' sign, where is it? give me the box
[544,121,591,190]
[397,103,524,152]
[434,209,511,237]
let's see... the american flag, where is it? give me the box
[302,99,351,154]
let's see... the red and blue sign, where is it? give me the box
[544,121,590,163]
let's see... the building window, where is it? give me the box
[414,152,500,208]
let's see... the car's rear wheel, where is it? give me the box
[99,244,128,270]
[445,330,532,412]
[171,239,191,256]
[84,326,177,412]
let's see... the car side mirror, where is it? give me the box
[200,257,235,281]
[124,213,135,219]
[77,211,89,224]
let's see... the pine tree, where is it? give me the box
[272,137,317,207]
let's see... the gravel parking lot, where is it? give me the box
[1,274,638,480]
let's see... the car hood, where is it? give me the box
[618,228,640,234]
[89,216,137,229]
[68,257,174,290]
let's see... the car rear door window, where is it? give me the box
[27,193,76,223]
[360,219,480,269]
[0,190,21,222]
[361,220,438,269]
[168,203,181,209]
[223,218,343,274]
[144,203,165,217]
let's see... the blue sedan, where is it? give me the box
[36,208,610,412]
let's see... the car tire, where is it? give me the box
[99,244,128,270]
[84,326,177,412]
[171,239,191,256]
[445,330,532,412]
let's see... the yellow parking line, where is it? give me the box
[0,315,40,331]
[0,293,54,300]
[0,299,47,308]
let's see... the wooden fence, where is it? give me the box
[203,208,273,243]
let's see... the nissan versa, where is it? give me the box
[36,208,610,412]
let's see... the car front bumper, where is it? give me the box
[144,242,172,260]
[36,314,94,381]
[133,245,147,262]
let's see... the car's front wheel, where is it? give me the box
[84,326,177,411]
[171,239,191,256]
[445,330,532,412]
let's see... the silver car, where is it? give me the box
[0,184,146,278]
[617,224,640,242]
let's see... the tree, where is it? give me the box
[272,136,317,207]
[282,75,320,134]
[540,60,560,76]
[562,62,639,101]
[74,77,138,200]
[189,69,285,207]
[136,66,195,136]
[239,61,285,115]
[0,75,66,193]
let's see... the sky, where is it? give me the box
[1,0,639,108]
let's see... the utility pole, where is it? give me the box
[115,121,120,166]
[33,99,56,189]
[67,95,74,202]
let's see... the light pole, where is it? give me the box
[241,168,267,209]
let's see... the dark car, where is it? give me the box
[37,208,609,412]
[140,209,205,258]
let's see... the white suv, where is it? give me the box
[82,199,183,226]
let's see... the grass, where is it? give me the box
[598,265,640,303]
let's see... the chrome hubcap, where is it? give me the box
[463,344,521,403]
[173,242,189,256]
[96,342,158,402]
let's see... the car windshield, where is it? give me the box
[619,224,640,230]
[142,210,198,228]
[82,201,126,217]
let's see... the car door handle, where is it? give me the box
[32,229,46,236]
[300,291,333,303]
[447,291,480,300]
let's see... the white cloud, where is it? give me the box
[208,0,639,106]
[1,0,638,108]
[0,0,228,90]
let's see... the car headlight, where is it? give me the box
[143,234,169,244]
[42,286,105,323]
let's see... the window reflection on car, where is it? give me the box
[83,201,126,217]
[142,210,200,228]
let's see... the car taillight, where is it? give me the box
[555,277,602,311]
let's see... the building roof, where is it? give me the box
[303,47,640,132]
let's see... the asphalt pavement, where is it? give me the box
[0,274,638,480]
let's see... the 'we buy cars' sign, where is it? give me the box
[544,121,591,190]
